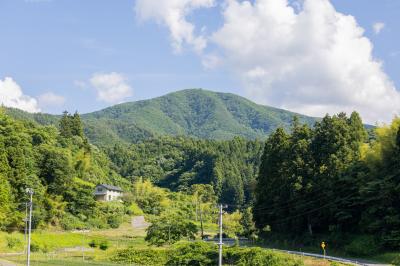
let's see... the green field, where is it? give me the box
[0,221,355,266]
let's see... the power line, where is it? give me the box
[255,191,359,227]
[251,179,358,212]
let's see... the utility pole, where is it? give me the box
[199,204,204,239]
[218,204,223,266]
[26,188,34,266]
[24,202,28,256]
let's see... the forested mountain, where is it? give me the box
[105,136,264,208]
[6,89,317,145]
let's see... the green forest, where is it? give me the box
[5,89,317,145]
[1,104,400,262]
[254,112,400,255]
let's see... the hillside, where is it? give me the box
[7,89,317,145]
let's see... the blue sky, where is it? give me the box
[0,0,399,123]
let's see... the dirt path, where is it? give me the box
[0,259,17,266]
[131,216,150,229]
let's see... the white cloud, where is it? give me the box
[134,0,214,53]
[38,92,65,107]
[210,0,399,123]
[89,72,133,103]
[373,22,385,34]
[0,77,40,113]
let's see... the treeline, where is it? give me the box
[254,112,400,251]
[105,136,264,208]
[0,110,129,231]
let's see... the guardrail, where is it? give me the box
[275,249,371,266]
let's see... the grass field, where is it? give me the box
[0,219,371,266]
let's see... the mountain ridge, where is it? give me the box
[5,89,317,145]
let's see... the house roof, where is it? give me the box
[97,184,123,192]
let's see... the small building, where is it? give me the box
[94,184,123,201]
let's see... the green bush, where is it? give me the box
[145,213,198,246]
[127,202,144,216]
[110,242,303,266]
[99,240,109,250]
[107,215,123,229]
[111,247,167,265]
[344,235,381,256]
[30,242,40,252]
[87,217,108,229]
[88,239,98,248]
[166,241,217,266]
[6,236,22,249]
[89,239,109,250]
[60,213,86,230]
[224,247,303,266]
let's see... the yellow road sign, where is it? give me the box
[321,242,326,249]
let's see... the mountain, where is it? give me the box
[6,89,317,145]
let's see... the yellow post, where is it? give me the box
[321,241,326,259]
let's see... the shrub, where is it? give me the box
[87,217,108,229]
[344,235,381,256]
[107,215,123,229]
[127,202,144,216]
[6,236,22,249]
[88,239,98,248]
[166,241,217,266]
[99,240,109,250]
[145,213,198,246]
[89,239,109,250]
[224,247,303,266]
[111,247,167,265]
[30,242,40,252]
[164,242,303,266]
[60,213,85,230]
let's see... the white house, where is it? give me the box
[94,184,123,201]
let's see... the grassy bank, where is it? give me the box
[0,222,353,266]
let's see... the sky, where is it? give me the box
[0,0,399,124]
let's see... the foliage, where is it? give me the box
[224,247,303,266]
[81,89,316,144]
[6,236,22,249]
[223,210,244,238]
[132,179,170,215]
[106,136,263,208]
[126,202,144,216]
[0,109,129,231]
[111,247,168,265]
[344,235,381,256]
[254,113,400,249]
[240,207,257,238]
[145,212,198,246]
[166,241,217,266]
[111,242,303,266]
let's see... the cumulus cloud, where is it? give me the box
[373,22,385,34]
[38,92,65,107]
[0,77,40,113]
[211,0,399,123]
[89,72,133,103]
[135,0,215,53]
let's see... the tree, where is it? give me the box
[253,127,290,231]
[59,111,73,138]
[0,175,14,230]
[241,207,257,238]
[145,213,198,246]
